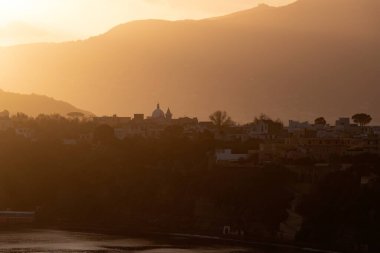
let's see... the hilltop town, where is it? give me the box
[1,104,379,164]
[0,105,379,251]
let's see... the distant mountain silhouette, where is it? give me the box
[0,0,379,123]
[0,90,92,117]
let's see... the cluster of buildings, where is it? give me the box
[1,105,379,164]
[95,104,198,140]
[216,117,380,164]
[78,107,380,165]
[0,110,35,139]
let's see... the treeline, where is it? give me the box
[10,113,95,141]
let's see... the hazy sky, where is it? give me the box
[0,0,296,46]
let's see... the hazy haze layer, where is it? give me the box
[0,0,379,123]
[0,90,91,116]
[0,0,295,46]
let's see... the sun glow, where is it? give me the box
[0,0,38,25]
[0,0,296,46]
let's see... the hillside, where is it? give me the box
[0,90,92,117]
[0,0,379,123]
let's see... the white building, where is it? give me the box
[246,121,270,139]
[15,128,34,139]
[62,139,78,145]
[335,117,350,128]
[0,119,12,131]
[372,126,380,137]
[288,120,311,131]
[215,149,249,162]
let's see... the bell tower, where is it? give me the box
[166,108,173,120]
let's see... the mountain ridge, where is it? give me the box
[0,90,92,117]
[0,0,379,123]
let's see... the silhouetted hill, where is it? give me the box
[0,0,379,123]
[0,90,92,117]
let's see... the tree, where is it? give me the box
[314,117,327,126]
[67,112,85,120]
[13,112,29,120]
[352,113,372,127]
[94,124,115,143]
[254,113,272,123]
[0,110,10,119]
[11,112,31,128]
[209,110,234,128]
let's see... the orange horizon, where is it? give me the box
[0,0,297,46]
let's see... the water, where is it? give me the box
[0,229,294,253]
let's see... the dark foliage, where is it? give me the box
[297,164,380,252]
[0,119,293,237]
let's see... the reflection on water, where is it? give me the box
[0,229,289,253]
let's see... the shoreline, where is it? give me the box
[152,232,341,253]
[10,224,341,253]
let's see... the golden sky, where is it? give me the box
[0,0,296,46]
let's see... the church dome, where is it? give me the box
[152,103,165,119]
